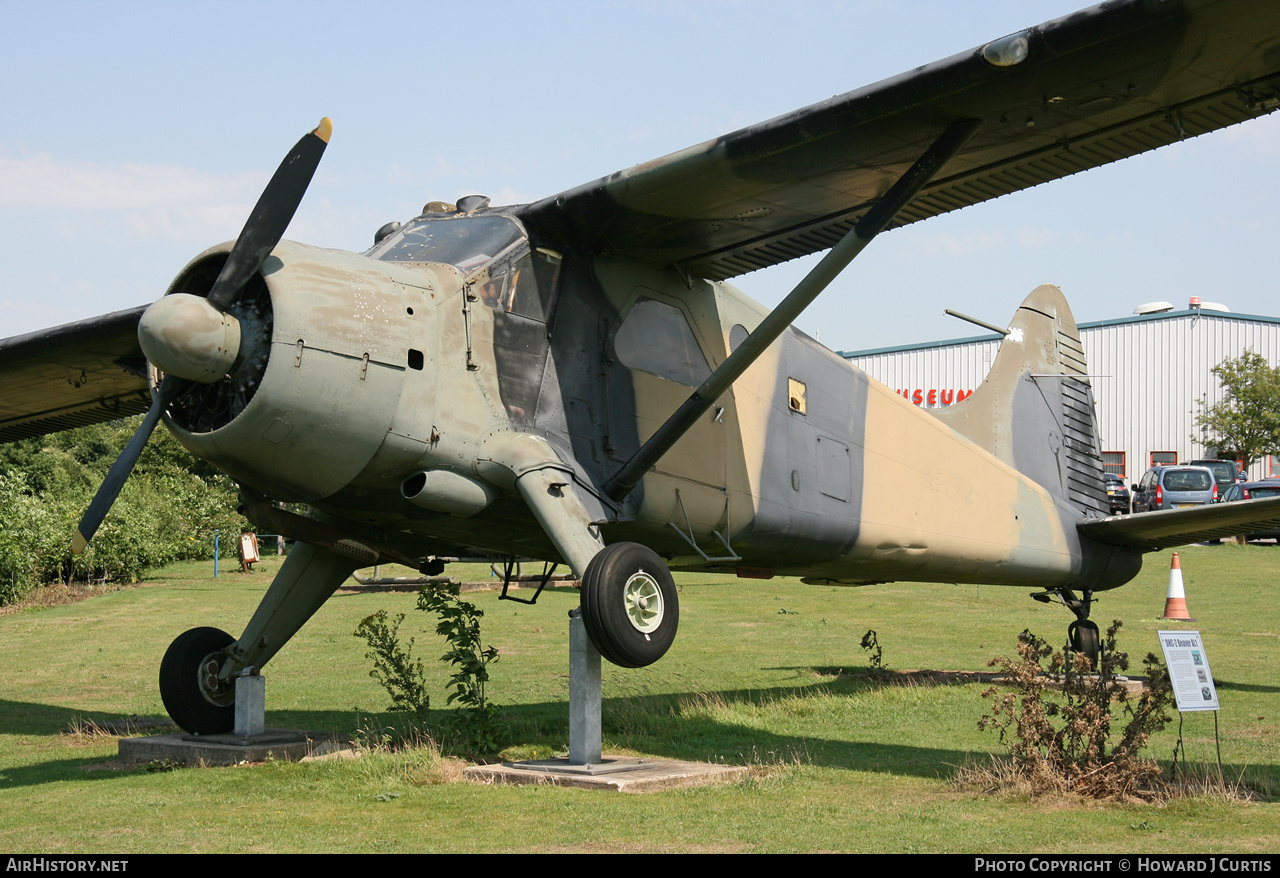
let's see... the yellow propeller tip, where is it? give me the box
[71,531,88,555]
[313,117,333,144]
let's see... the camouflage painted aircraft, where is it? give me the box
[4,0,1280,734]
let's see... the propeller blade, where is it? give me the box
[206,117,332,311]
[72,381,178,554]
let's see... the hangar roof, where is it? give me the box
[838,308,1280,359]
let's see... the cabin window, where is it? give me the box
[614,298,711,387]
[788,377,807,414]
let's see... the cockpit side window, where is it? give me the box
[481,249,562,322]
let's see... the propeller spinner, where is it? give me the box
[72,118,332,554]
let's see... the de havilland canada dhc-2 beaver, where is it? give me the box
[3,0,1280,734]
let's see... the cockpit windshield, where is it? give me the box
[369,213,562,324]
[369,215,525,273]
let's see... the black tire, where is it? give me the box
[1067,619,1101,670]
[580,543,678,668]
[159,627,236,734]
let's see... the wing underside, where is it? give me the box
[1079,497,1280,552]
[518,0,1280,279]
[0,306,151,443]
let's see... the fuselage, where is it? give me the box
[157,209,1138,592]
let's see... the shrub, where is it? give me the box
[860,629,887,676]
[416,582,499,715]
[353,583,504,755]
[977,621,1174,801]
[0,421,246,603]
[353,610,431,721]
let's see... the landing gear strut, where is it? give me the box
[1033,588,1101,669]
[156,542,361,733]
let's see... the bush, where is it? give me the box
[353,610,431,721]
[978,621,1174,801]
[0,471,70,602]
[354,583,505,756]
[0,421,246,603]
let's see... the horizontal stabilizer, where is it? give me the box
[1078,497,1280,551]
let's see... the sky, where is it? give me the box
[2,0,1277,353]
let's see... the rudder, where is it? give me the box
[930,284,1108,517]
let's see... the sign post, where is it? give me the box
[239,533,261,573]
[1158,629,1222,781]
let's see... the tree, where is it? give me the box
[1194,350,1280,470]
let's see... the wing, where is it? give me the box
[1079,497,1280,552]
[0,306,151,443]
[518,0,1280,280]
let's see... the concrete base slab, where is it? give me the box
[118,729,352,767]
[464,756,749,792]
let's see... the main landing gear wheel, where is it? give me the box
[580,542,679,668]
[1067,619,1101,669]
[159,627,236,734]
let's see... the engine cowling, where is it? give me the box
[157,240,437,501]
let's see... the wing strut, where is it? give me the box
[604,118,981,501]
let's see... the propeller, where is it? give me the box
[72,118,332,555]
[72,380,177,554]
[207,117,331,312]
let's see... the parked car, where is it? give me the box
[1217,479,1280,540]
[1131,465,1218,512]
[1189,459,1241,494]
[1104,473,1130,514]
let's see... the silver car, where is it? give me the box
[1132,465,1218,512]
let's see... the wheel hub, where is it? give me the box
[624,571,664,633]
[198,650,236,707]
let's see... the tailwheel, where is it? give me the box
[580,542,679,668]
[1032,587,1101,670]
[159,627,236,734]
[1067,619,1101,669]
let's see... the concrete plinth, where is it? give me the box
[118,730,351,767]
[464,756,749,791]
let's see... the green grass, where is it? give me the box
[2,545,1279,852]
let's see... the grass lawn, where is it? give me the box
[1,544,1278,853]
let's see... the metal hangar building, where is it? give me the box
[839,298,1280,484]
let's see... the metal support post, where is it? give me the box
[568,609,602,764]
[234,670,265,737]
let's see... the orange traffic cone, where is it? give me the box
[1160,552,1194,621]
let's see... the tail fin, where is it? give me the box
[930,284,1108,517]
